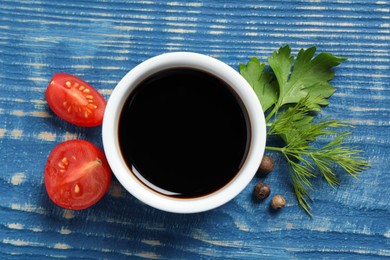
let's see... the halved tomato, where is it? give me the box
[46,73,106,127]
[44,140,112,210]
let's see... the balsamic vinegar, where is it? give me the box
[119,68,250,198]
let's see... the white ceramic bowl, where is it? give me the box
[102,52,266,213]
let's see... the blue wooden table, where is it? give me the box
[1,0,389,259]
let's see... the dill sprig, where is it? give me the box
[266,99,369,215]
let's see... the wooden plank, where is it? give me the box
[0,0,389,258]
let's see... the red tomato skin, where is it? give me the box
[44,140,112,210]
[46,73,106,127]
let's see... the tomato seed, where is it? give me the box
[74,184,80,194]
[58,162,66,169]
[87,104,97,110]
[62,157,69,166]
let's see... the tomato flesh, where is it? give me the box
[44,140,112,210]
[46,73,106,127]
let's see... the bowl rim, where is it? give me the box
[102,52,266,213]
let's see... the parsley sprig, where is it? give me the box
[240,45,369,215]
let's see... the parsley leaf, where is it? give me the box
[239,57,277,112]
[269,45,347,112]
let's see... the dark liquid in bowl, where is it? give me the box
[118,68,250,198]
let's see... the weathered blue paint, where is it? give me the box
[0,0,389,259]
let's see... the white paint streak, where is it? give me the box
[135,252,160,259]
[165,9,201,14]
[209,31,224,35]
[11,172,26,185]
[164,16,198,22]
[165,46,182,51]
[334,92,389,100]
[99,66,122,70]
[59,227,72,235]
[210,25,226,29]
[31,87,46,92]
[349,106,390,112]
[37,131,56,141]
[11,129,23,139]
[6,222,43,233]
[0,129,89,142]
[31,111,51,118]
[234,220,250,232]
[167,2,202,7]
[266,227,283,232]
[166,22,197,27]
[27,77,47,82]
[375,8,390,12]
[99,89,113,95]
[287,247,390,257]
[70,65,92,69]
[192,231,245,248]
[0,129,6,138]
[142,239,162,246]
[31,227,43,232]
[62,132,79,141]
[7,223,24,230]
[2,238,43,247]
[0,97,46,104]
[11,203,46,215]
[9,110,51,118]
[112,26,154,31]
[372,95,386,100]
[25,62,45,67]
[168,36,185,41]
[298,6,327,10]
[354,118,390,126]
[294,21,357,27]
[54,243,72,249]
[165,28,197,33]
[311,226,329,232]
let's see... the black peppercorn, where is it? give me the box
[253,182,271,200]
[258,155,274,177]
[271,195,286,210]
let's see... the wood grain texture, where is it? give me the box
[0,0,389,259]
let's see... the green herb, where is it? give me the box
[240,45,369,215]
